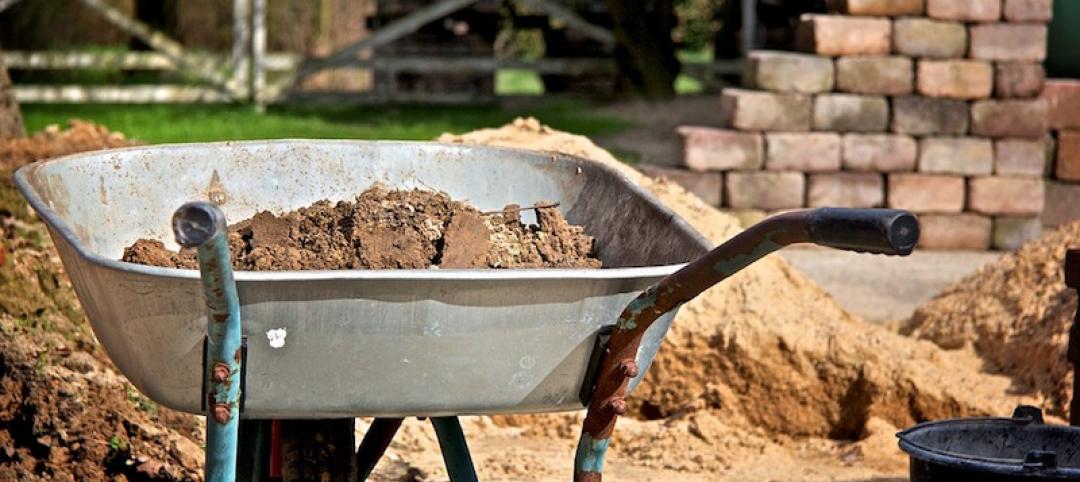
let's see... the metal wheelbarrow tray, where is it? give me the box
[15,140,713,418]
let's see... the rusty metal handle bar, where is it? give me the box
[573,208,918,482]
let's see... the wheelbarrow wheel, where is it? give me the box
[279,419,356,482]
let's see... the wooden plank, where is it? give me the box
[231,0,251,99]
[14,85,233,103]
[741,0,757,56]
[252,0,267,110]
[516,0,615,48]
[0,0,25,14]
[1,51,178,70]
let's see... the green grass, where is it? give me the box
[22,101,631,144]
[496,68,545,95]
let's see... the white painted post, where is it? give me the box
[251,0,267,111]
[232,0,251,100]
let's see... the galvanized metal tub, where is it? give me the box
[15,140,711,418]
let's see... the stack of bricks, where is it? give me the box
[1044,79,1080,226]
[672,0,1053,250]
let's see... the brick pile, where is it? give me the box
[1043,79,1080,228]
[664,0,1053,250]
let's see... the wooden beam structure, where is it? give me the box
[14,85,233,103]
[516,0,615,48]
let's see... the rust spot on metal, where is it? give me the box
[213,313,228,322]
[212,404,231,424]
[211,362,230,383]
[605,397,627,416]
[617,360,639,379]
[233,347,243,363]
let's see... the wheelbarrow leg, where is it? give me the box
[355,418,404,481]
[431,417,478,482]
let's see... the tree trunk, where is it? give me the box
[605,0,679,99]
[0,47,26,139]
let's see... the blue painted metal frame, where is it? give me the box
[431,417,479,482]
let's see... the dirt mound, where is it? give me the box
[122,186,599,270]
[902,222,1080,417]
[0,119,131,173]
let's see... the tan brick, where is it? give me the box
[887,173,965,213]
[745,51,835,94]
[637,164,724,206]
[919,137,994,175]
[843,134,917,171]
[1055,131,1080,181]
[1003,0,1053,22]
[994,63,1045,98]
[970,24,1048,61]
[996,138,1049,176]
[992,216,1042,250]
[677,126,764,171]
[918,214,992,250]
[807,173,885,208]
[1043,181,1080,227]
[917,60,993,99]
[971,99,1048,138]
[827,0,924,15]
[835,56,913,95]
[891,96,968,135]
[813,94,888,132]
[765,133,842,172]
[893,18,967,58]
[720,88,812,132]
[1043,79,1080,130]
[968,176,1045,215]
[726,171,806,209]
[927,0,1001,21]
[796,15,892,56]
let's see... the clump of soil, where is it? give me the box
[0,119,131,173]
[902,222,1080,418]
[122,186,600,270]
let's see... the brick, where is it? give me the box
[637,164,724,206]
[813,94,888,132]
[827,0,924,15]
[891,96,968,135]
[887,173,965,213]
[1043,80,1080,129]
[994,63,1045,98]
[796,15,892,56]
[893,18,966,58]
[996,138,1049,176]
[1003,0,1053,22]
[720,88,812,132]
[919,137,994,175]
[970,24,1048,61]
[926,0,1000,21]
[992,216,1042,250]
[968,176,1045,215]
[1043,181,1080,227]
[916,60,993,99]
[971,99,1048,138]
[1055,131,1080,181]
[807,173,884,208]
[745,51,835,94]
[835,56,913,95]
[726,171,806,209]
[677,126,764,171]
[843,134,917,171]
[918,214,992,250]
[765,133,842,171]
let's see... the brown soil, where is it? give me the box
[122,187,600,271]
[902,222,1080,418]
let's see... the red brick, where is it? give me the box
[891,96,969,135]
[927,0,1001,21]
[917,60,993,99]
[807,173,884,208]
[970,24,1048,61]
[970,99,1048,138]
[813,94,888,132]
[1043,181,1080,227]
[1003,0,1053,22]
[992,216,1042,250]
[637,165,724,206]
[827,0,923,15]
[994,63,1045,98]
[726,171,805,209]
[835,56,913,95]
[1055,130,1080,181]
[677,126,764,171]
[887,173,965,213]
[968,176,1045,215]
[796,15,892,56]
[893,18,967,58]
[1043,79,1080,129]
[919,137,994,175]
[765,133,842,171]
[843,134,917,171]
[996,138,1049,176]
[918,214,992,250]
[720,88,812,132]
[745,51,835,94]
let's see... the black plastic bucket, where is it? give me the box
[898,406,1080,481]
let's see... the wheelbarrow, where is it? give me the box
[15,140,919,482]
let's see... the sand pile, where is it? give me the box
[903,222,1080,418]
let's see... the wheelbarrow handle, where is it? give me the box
[574,208,918,482]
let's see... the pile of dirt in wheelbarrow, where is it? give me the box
[902,222,1080,419]
[122,186,600,270]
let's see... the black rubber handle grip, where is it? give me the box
[805,208,919,256]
